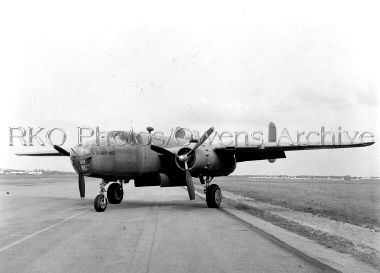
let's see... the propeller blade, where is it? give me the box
[192,127,214,151]
[150,145,174,156]
[53,145,70,156]
[184,162,195,200]
[78,174,85,198]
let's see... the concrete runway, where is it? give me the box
[0,176,329,273]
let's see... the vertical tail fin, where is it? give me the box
[268,122,276,163]
[268,122,276,143]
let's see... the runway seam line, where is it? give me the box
[0,209,89,252]
[145,192,161,273]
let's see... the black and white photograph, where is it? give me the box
[0,1,379,272]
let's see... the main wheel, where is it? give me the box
[107,183,124,204]
[94,194,107,212]
[206,184,222,208]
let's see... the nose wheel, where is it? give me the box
[94,194,108,212]
[94,179,108,212]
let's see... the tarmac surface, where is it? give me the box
[0,176,330,273]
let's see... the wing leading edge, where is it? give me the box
[16,145,70,157]
[214,141,374,163]
[16,152,67,156]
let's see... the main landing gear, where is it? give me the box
[200,176,222,208]
[94,179,126,212]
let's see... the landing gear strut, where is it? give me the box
[200,176,222,208]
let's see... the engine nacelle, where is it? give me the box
[134,173,167,187]
[175,147,236,177]
[134,173,186,187]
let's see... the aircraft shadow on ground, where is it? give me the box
[11,194,208,211]
[105,199,207,211]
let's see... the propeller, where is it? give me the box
[78,173,85,198]
[192,127,214,151]
[179,127,214,200]
[53,145,70,156]
[184,161,196,200]
[150,145,175,157]
[152,127,214,200]
[53,145,86,198]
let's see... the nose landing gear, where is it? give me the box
[94,179,126,212]
[94,193,108,212]
[94,179,109,212]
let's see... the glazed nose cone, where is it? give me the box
[70,145,92,174]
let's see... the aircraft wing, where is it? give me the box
[16,145,71,156]
[214,141,375,162]
[16,152,67,156]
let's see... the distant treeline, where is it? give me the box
[0,168,76,175]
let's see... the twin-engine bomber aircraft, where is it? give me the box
[17,123,374,212]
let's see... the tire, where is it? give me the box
[206,184,222,208]
[107,183,124,204]
[94,194,107,212]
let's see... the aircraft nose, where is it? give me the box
[70,145,92,174]
[71,145,92,157]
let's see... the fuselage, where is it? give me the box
[71,144,162,179]
[70,131,236,181]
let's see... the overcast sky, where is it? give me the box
[0,0,379,176]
